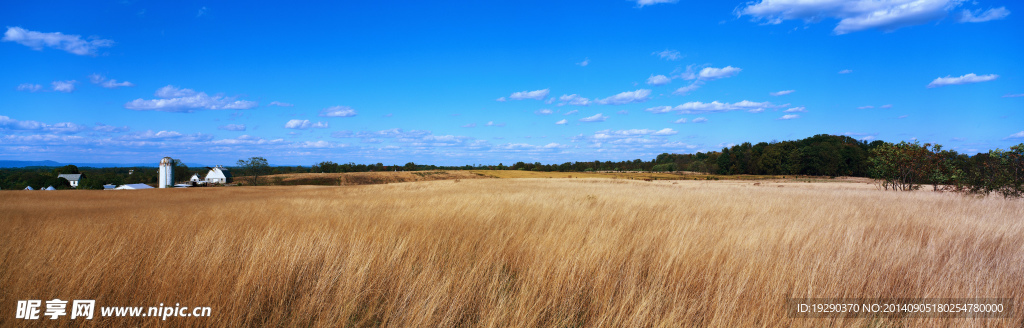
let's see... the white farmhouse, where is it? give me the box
[205,165,232,184]
[189,173,203,183]
[58,174,81,188]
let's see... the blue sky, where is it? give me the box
[1,0,1021,166]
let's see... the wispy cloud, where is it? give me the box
[508,89,550,101]
[564,110,579,115]
[698,66,741,80]
[957,7,1010,23]
[0,115,86,134]
[1003,93,1024,98]
[673,118,687,124]
[2,26,113,56]
[89,74,134,89]
[576,57,589,66]
[125,85,258,112]
[770,90,795,96]
[555,119,568,125]
[268,101,294,107]
[535,109,554,115]
[838,69,853,74]
[52,80,76,93]
[319,106,357,117]
[634,0,677,8]
[673,82,702,95]
[646,100,777,114]
[557,94,591,106]
[595,89,651,105]
[579,113,608,122]
[778,114,800,120]
[284,119,328,130]
[486,121,506,127]
[653,49,682,60]
[737,0,977,35]
[1005,131,1024,140]
[16,83,42,92]
[784,106,806,112]
[692,117,708,123]
[646,74,671,86]
[462,123,476,128]
[218,124,246,131]
[927,73,999,88]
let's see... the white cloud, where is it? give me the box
[508,89,550,101]
[651,128,678,136]
[93,123,129,133]
[319,105,357,117]
[595,89,651,105]
[839,69,853,74]
[284,119,329,130]
[0,116,88,134]
[564,110,579,115]
[692,117,708,123]
[557,94,591,106]
[646,100,776,114]
[1005,131,1024,139]
[555,119,568,125]
[486,121,506,127]
[784,106,806,112]
[770,90,795,96]
[577,57,589,66]
[957,7,1010,23]
[2,26,113,56]
[858,105,875,109]
[462,123,477,128]
[579,113,608,122]
[634,0,677,7]
[268,101,294,107]
[125,85,258,112]
[535,109,554,115]
[738,0,972,35]
[673,118,687,124]
[673,82,702,95]
[16,83,42,92]
[860,136,875,141]
[778,114,800,120]
[927,73,998,88]
[89,74,134,89]
[880,104,893,108]
[1003,93,1024,98]
[698,66,741,80]
[653,49,682,60]
[218,124,246,131]
[646,74,671,86]
[496,97,507,102]
[52,80,76,93]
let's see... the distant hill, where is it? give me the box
[0,160,209,168]
[0,160,63,168]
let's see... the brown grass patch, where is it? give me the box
[250,170,487,186]
[1,179,1022,327]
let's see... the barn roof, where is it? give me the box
[58,174,82,181]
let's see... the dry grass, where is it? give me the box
[251,170,487,186]
[471,169,818,181]
[1,179,1022,327]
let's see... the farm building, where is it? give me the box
[24,186,34,190]
[103,184,116,190]
[190,173,203,183]
[44,186,56,190]
[205,165,231,184]
[114,183,154,190]
[58,174,82,188]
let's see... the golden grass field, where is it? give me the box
[2,177,1022,327]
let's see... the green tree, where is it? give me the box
[236,157,270,186]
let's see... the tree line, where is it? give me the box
[3,134,1021,197]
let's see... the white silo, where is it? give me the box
[158,157,174,188]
